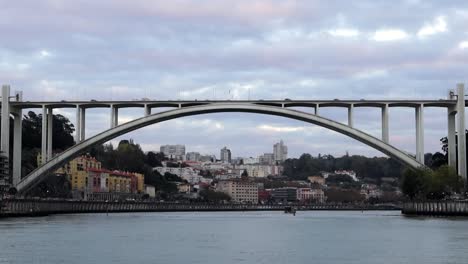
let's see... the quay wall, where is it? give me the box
[0,199,399,217]
[402,201,468,216]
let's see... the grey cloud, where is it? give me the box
[3,0,468,158]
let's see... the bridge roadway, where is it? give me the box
[0,199,400,217]
[8,99,460,109]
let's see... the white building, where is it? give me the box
[199,155,216,162]
[186,152,201,162]
[243,157,259,165]
[360,184,383,200]
[154,166,212,184]
[216,180,259,204]
[220,147,232,163]
[235,164,282,178]
[297,188,326,203]
[145,185,156,198]
[334,170,359,181]
[259,153,275,165]
[273,140,288,162]
[160,145,186,160]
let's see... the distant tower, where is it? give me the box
[273,140,288,162]
[220,147,232,163]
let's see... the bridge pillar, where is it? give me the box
[314,104,319,115]
[456,84,467,181]
[144,104,151,116]
[447,104,457,169]
[382,104,389,143]
[75,105,81,144]
[47,108,53,161]
[41,105,47,165]
[80,107,86,141]
[415,104,425,164]
[1,85,10,158]
[12,108,22,186]
[348,104,354,127]
[110,106,118,128]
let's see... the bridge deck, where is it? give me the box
[6,99,458,109]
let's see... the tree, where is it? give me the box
[28,174,72,198]
[16,111,75,176]
[427,165,464,199]
[325,188,365,203]
[144,169,178,194]
[164,172,184,182]
[401,168,430,200]
[22,111,75,150]
[146,151,165,167]
[440,130,468,168]
[283,153,404,182]
[199,189,231,203]
[401,166,463,200]
[241,169,248,177]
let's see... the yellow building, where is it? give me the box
[108,171,132,193]
[38,154,102,191]
[134,173,144,193]
[38,154,145,195]
[308,176,325,186]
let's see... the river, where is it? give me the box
[1,211,467,264]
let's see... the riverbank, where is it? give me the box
[0,199,400,218]
[402,201,468,216]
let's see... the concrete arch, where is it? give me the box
[16,103,424,194]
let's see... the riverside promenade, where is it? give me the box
[0,199,399,217]
[402,201,468,216]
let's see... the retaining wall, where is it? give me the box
[402,201,468,216]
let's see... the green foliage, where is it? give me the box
[326,174,354,184]
[17,111,75,177]
[324,188,365,203]
[164,172,184,182]
[283,153,404,181]
[146,151,165,167]
[199,189,231,202]
[90,140,146,173]
[22,111,75,150]
[401,166,464,200]
[28,175,72,198]
[427,165,464,199]
[199,170,213,178]
[241,169,248,177]
[144,169,178,194]
[401,168,430,200]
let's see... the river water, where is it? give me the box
[1,211,468,264]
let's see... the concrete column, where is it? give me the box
[415,104,425,164]
[144,105,151,116]
[110,106,118,128]
[75,105,81,144]
[1,85,10,157]
[382,104,389,143]
[315,104,320,115]
[447,106,457,168]
[348,104,354,127]
[47,108,53,161]
[457,84,467,181]
[80,107,86,141]
[12,108,22,186]
[41,105,47,165]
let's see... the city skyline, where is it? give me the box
[155,140,290,161]
[1,1,468,158]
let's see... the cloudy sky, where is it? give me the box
[1,0,468,159]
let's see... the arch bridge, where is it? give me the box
[0,84,466,194]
